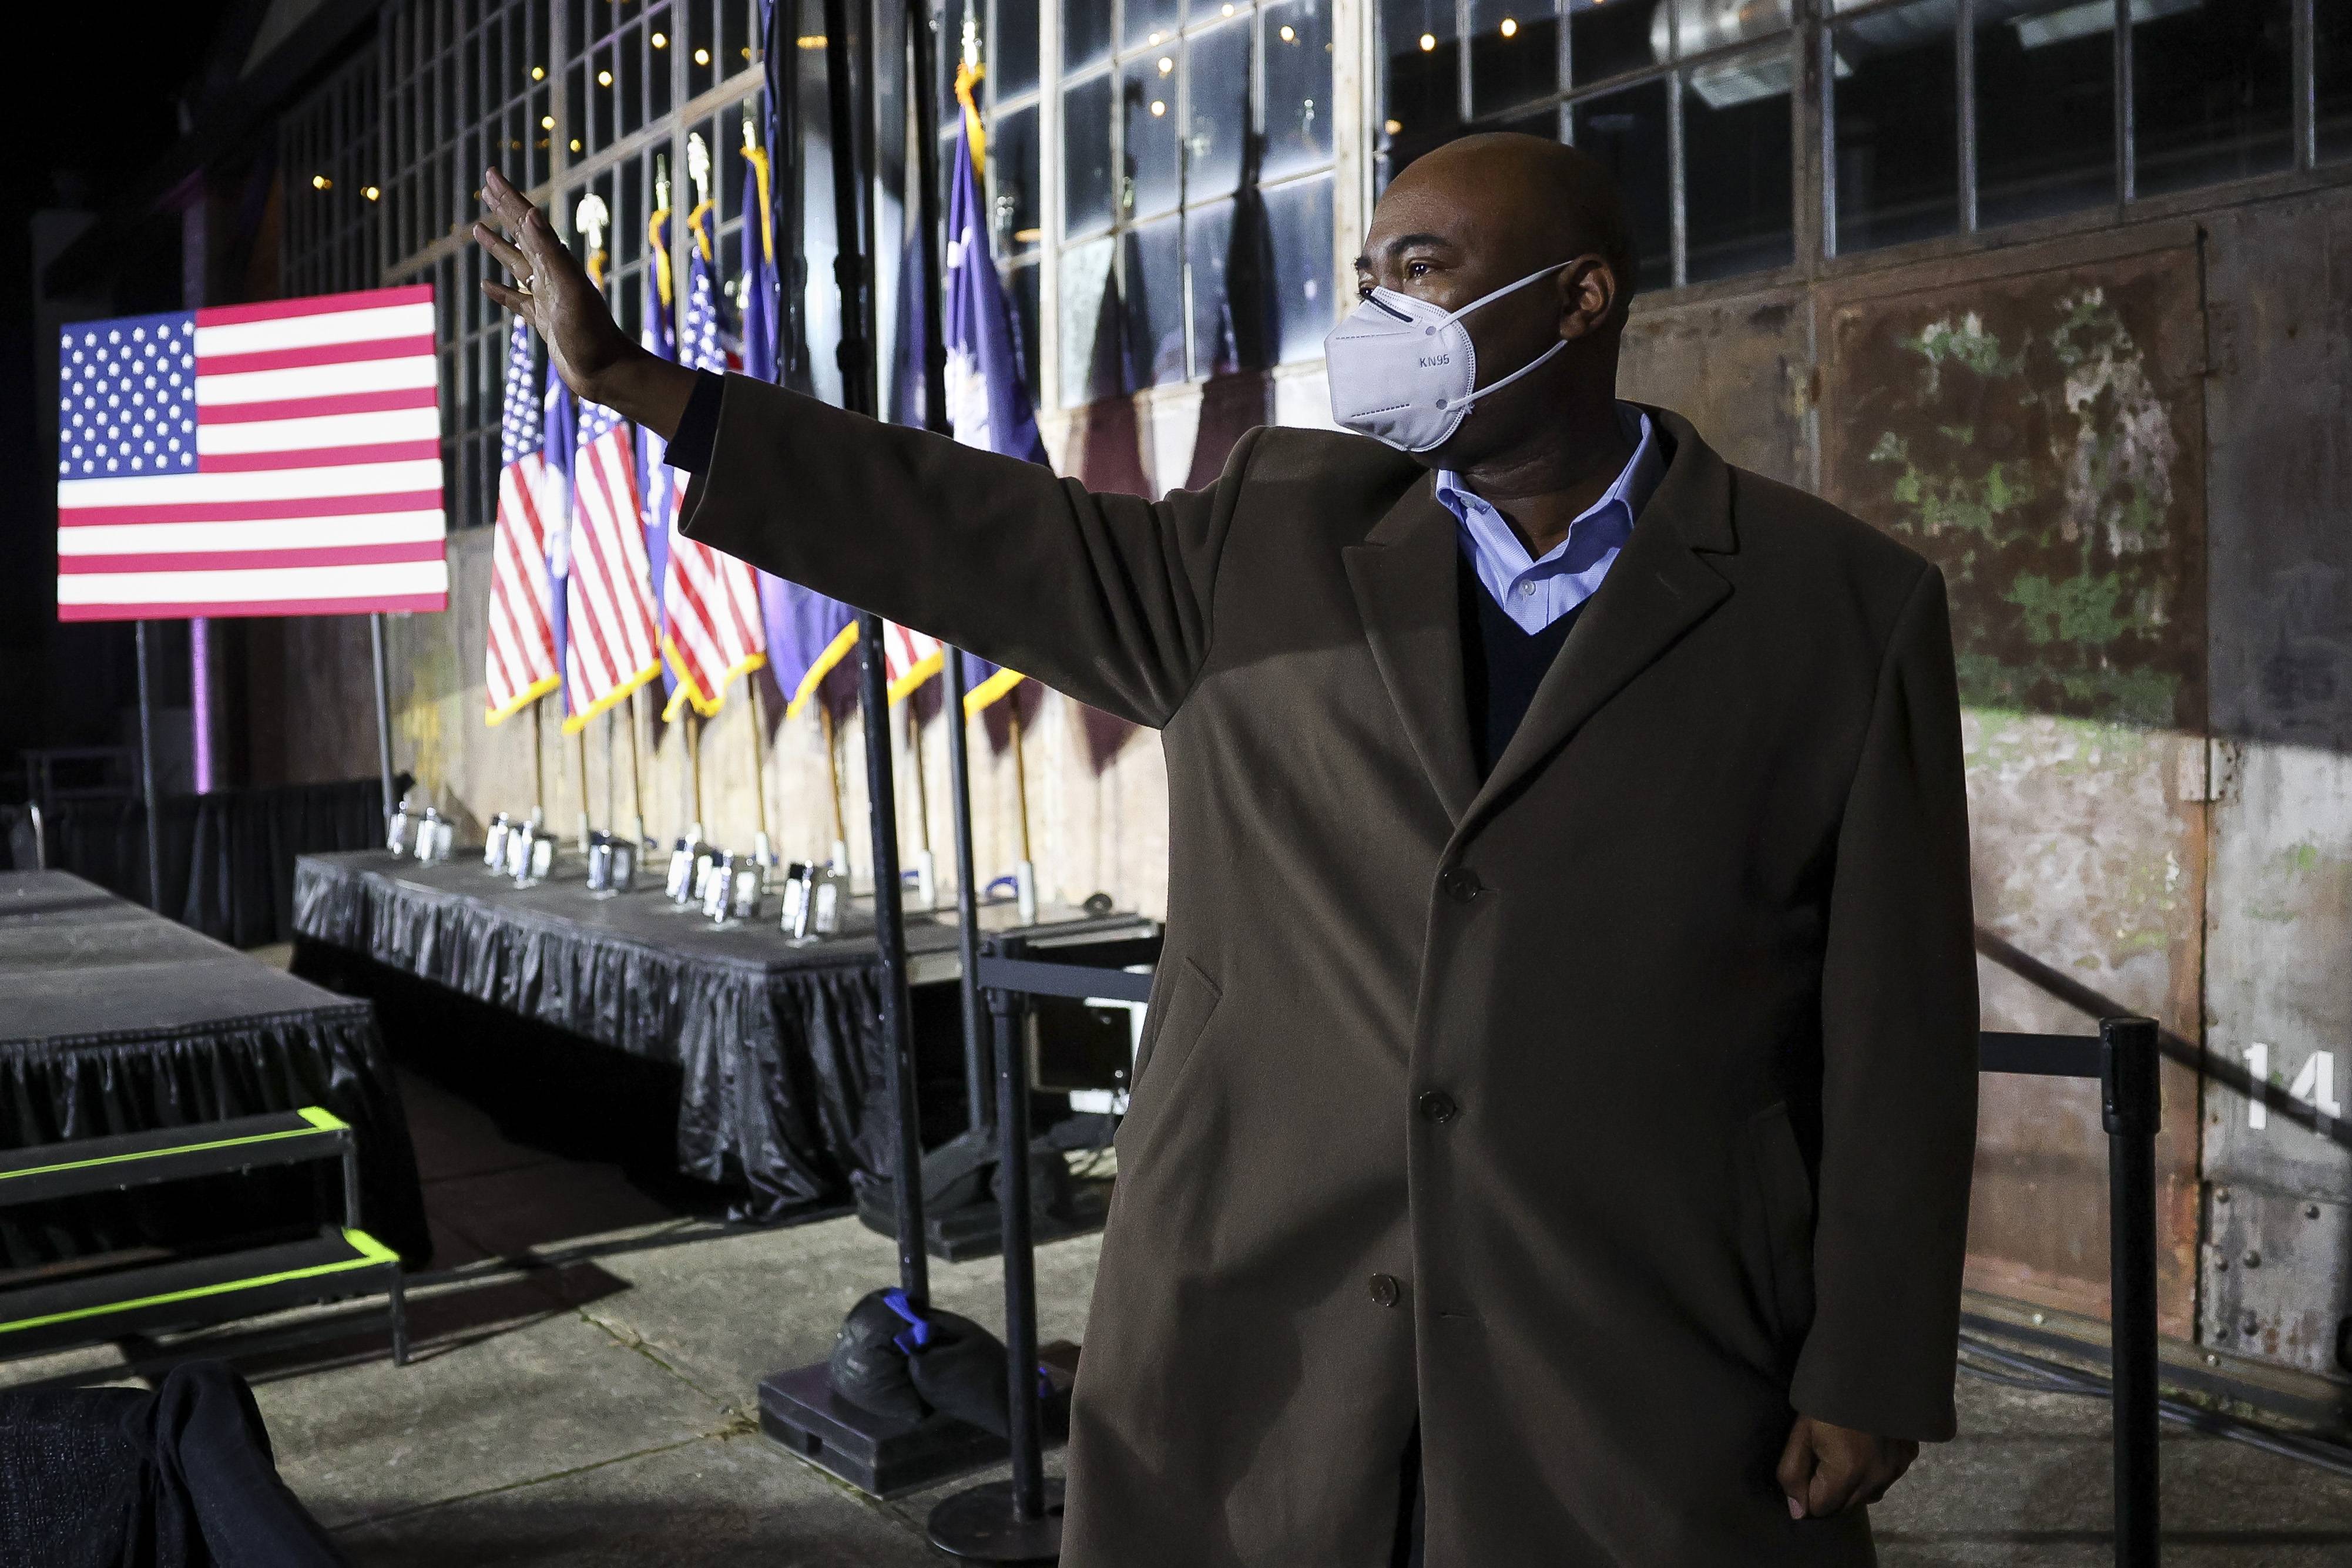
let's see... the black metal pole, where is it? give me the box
[905,0,988,1135]
[824,0,925,1305]
[370,612,398,826]
[992,979,1046,1522]
[133,620,165,912]
[2101,1015,2161,1568]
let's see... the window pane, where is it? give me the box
[1683,49,1794,282]
[1009,259,1042,402]
[1126,0,1182,52]
[1186,17,1253,202]
[1266,171,1335,365]
[1063,72,1115,236]
[1470,0,1556,117]
[1264,0,1334,182]
[1186,197,1240,375]
[1569,0,1658,86]
[2325,2,2352,165]
[1570,79,1669,297]
[1121,56,1182,219]
[995,101,1043,253]
[1064,0,1112,72]
[649,9,674,120]
[2133,0,2293,198]
[687,0,719,96]
[1060,233,1118,405]
[1123,213,1188,387]
[1381,0,1462,184]
[1832,1,1958,254]
[1975,0,2116,229]
[997,0,1039,98]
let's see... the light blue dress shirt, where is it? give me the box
[1434,405,1664,635]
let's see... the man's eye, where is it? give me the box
[1406,261,1431,280]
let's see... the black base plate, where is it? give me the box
[757,1361,1005,1498]
[927,1478,1066,1562]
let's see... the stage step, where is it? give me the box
[0,1227,401,1360]
[0,1105,407,1364]
[0,1107,356,1207]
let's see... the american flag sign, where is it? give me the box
[485,316,562,724]
[660,205,766,721]
[55,285,447,621]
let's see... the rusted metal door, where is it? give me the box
[1818,228,2210,1338]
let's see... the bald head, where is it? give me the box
[1365,133,1638,328]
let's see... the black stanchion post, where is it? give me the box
[2101,1015,2161,1568]
[134,620,165,912]
[927,948,1063,1560]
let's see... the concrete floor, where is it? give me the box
[6,1062,2350,1564]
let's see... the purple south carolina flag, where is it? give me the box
[742,135,858,717]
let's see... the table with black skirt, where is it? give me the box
[0,870,428,1272]
[290,849,1154,1223]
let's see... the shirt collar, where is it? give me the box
[1432,404,1662,568]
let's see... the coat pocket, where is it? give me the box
[1740,1102,1817,1361]
[1113,958,1222,1156]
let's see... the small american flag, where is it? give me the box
[660,207,766,721]
[55,285,447,621]
[563,350,663,733]
[485,316,562,724]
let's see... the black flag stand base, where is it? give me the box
[928,1479,1068,1563]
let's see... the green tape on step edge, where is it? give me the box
[0,1230,398,1337]
[0,1114,344,1184]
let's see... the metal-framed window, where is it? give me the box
[1053,0,1339,408]
[281,54,383,299]
[1378,0,2343,290]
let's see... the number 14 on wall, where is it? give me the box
[2242,1043,2342,1130]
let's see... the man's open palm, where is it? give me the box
[1777,1415,1918,1519]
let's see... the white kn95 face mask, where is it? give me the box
[1323,261,1573,454]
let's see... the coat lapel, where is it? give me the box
[1457,410,1739,837]
[1343,476,1482,827]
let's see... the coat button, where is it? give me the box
[1418,1090,1458,1124]
[1440,867,1482,904]
[1368,1273,1401,1308]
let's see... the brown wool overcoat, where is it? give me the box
[682,377,1981,1568]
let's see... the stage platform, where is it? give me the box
[0,870,427,1271]
[290,849,1154,1223]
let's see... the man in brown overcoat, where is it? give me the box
[473,132,1979,1566]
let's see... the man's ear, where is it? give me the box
[1556,256,1619,343]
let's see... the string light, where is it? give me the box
[364,184,381,201]
[1150,99,1167,116]
[542,114,556,129]
[597,69,613,85]
[311,174,331,190]
[531,65,545,80]
[650,31,666,47]
[1384,118,1403,135]
[1500,16,1518,36]
[1419,32,1437,51]
[1279,24,1296,41]
[694,46,710,63]
[1157,55,1173,75]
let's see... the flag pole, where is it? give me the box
[820,699,847,868]
[902,696,934,906]
[626,691,646,845]
[748,681,771,861]
[530,695,548,822]
[575,727,592,851]
[689,712,705,829]
[1010,698,1036,921]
